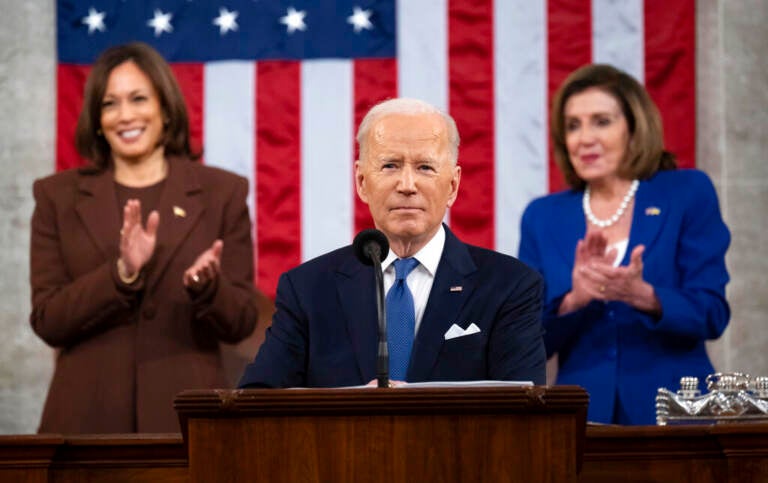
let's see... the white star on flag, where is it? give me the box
[347,6,373,33]
[213,7,239,35]
[147,9,173,37]
[280,7,307,34]
[82,7,106,34]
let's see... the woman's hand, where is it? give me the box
[183,239,223,292]
[559,231,615,314]
[118,199,159,279]
[591,245,662,316]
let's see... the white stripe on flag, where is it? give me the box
[494,0,548,255]
[592,0,645,82]
[301,60,354,262]
[397,0,450,226]
[203,61,257,227]
[396,0,448,111]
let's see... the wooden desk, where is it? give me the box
[581,423,768,482]
[0,433,187,483]
[4,411,768,482]
[175,386,589,483]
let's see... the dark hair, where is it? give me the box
[550,64,676,190]
[74,42,199,169]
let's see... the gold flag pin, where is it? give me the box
[645,207,661,216]
[173,206,187,218]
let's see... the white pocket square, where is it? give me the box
[444,323,481,340]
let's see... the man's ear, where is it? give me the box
[355,160,369,204]
[446,165,461,208]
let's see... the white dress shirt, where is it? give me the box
[381,225,446,335]
[608,238,629,267]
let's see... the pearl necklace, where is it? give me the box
[583,179,639,228]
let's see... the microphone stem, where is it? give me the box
[371,253,389,388]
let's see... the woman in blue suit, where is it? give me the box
[519,64,730,425]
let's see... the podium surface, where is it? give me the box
[175,385,588,483]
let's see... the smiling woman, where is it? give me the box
[518,64,731,425]
[75,43,193,172]
[99,61,167,177]
[29,42,260,433]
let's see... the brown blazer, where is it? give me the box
[30,158,259,433]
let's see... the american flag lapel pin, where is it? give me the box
[645,206,661,216]
[173,206,187,218]
[449,286,463,292]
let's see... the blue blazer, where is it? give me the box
[519,170,730,425]
[240,226,547,387]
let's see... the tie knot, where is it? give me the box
[393,257,419,281]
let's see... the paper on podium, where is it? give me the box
[400,380,533,388]
[287,380,534,390]
[322,380,534,389]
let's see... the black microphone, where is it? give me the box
[353,228,389,266]
[352,229,390,388]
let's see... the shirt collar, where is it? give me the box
[382,225,445,276]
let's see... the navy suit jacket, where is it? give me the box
[240,226,546,387]
[519,169,730,424]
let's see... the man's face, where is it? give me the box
[355,112,461,252]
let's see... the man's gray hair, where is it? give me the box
[356,98,460,165]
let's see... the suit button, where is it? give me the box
[608,348,617,359]
[142,302,156,319]
[608,310,615,318]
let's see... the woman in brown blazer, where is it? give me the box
[30,42,259,433]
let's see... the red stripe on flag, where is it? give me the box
[448,0,495,249]
[644,0,695,168]
[56,65,90,171]
[547,0,592,192]
[256,61,302,297]
[353,59,398,235]
[169,64,205,159]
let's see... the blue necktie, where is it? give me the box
[386,257,419,381]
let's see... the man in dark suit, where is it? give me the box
[239,98,546,388]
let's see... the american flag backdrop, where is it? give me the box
[56,0,695,297]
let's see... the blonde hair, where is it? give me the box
[550,64,676,190]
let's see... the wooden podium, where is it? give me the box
[175,385,588,482]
